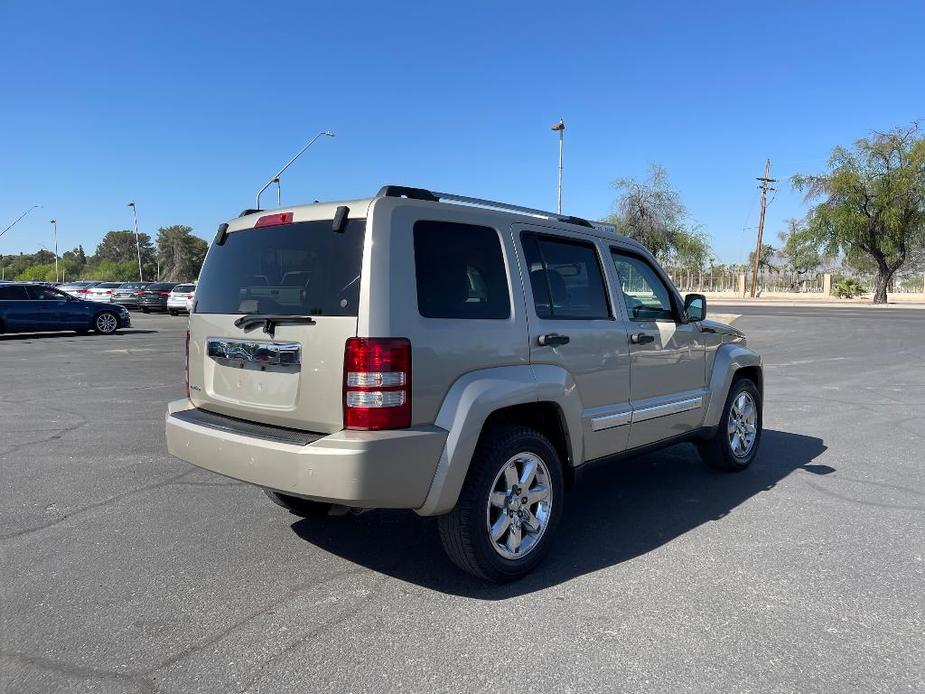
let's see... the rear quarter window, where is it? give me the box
[0,285,29,300]
[413,220,510,320]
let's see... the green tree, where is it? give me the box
[778,219,822,276]
[92,230,157,279]
[792,124,925,304]
[62,245,87,271]
[747,243,777,272]
[606,164,712,266]
[156,225,207,281]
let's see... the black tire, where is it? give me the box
[438,426,565,582]
[696,377,762,471]
[168,309,178,316]
[141,307,149,313]
[93,311,120,335]
[263,489,333,518]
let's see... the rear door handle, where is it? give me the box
[630,332,655,345]
[538,333,570,347]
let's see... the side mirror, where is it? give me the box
[684,293,706,322]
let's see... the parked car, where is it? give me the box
[84,281,124,303]
[58,280,102,298]
[0,282,131,335]
[166,185,763,581]
[111,282,151,309]
[167,283,196,315]
[138,282,179,313]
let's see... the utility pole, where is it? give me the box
[750,159,776,298]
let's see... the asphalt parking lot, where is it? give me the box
[1,307,923,693]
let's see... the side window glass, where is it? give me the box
[0,285,29,300]
[522,233,611,320]
[610,251,675,321]
[26,286,65,301]
[413,220,510,319]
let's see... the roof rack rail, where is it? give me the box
[377,185,594,228]
[376,185,438,202]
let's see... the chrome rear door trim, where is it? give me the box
[206,338,301,367]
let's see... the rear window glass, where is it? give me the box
[0,285,29,300]
[173,284,196,293]
[195,219,365,316]
[148,283,177,291]
[413,220,510,319]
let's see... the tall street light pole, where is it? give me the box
[255,130,334,210]
[127,201,144,282]
[551,119,565,213]
[48,219,59,282]
[0,204,40,240]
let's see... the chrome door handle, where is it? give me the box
[538,333,570,347]
[629,332,655,345]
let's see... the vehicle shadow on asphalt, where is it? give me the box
[0,329,158,341]
[290,429,827,598]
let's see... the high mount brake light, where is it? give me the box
[254,212,294,228]
[343,338,411,430]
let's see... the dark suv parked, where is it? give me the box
[138,282,179,313]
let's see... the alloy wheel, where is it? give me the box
[485,452,553,560]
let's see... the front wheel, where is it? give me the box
[438,426,564,582]
[697,377,762,471]
[93,311,119,335]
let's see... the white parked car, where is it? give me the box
[84,282,124,303]
[167,283,196,316]
[58,281,101,298]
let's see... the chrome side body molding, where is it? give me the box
[590,394,704,432]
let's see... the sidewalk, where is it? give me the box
[703,291,925,309]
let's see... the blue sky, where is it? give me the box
[2,1,923,263]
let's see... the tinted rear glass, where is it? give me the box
[119,283,148,290]
[148,283,177,290]
[0,285,29,300]
[195,219,365,316]
[173,284,196,293]
[413,220,510,319]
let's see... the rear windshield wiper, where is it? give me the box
[234,314,316,335]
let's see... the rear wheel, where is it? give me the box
[696,377,762,471]
[168,309,178,316]
[93,311,119,335]
[263,489,333,518]
[438,426,564,582]
[141,307,149,313]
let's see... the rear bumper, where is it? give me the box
[165,399,447,511]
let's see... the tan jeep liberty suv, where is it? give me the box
[165,185,763,581]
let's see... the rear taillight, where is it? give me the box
[159,291,170,297]
[184,330,190,399]
[132,291,144,296]
[343,338,411,430]
[105,290,112,294]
